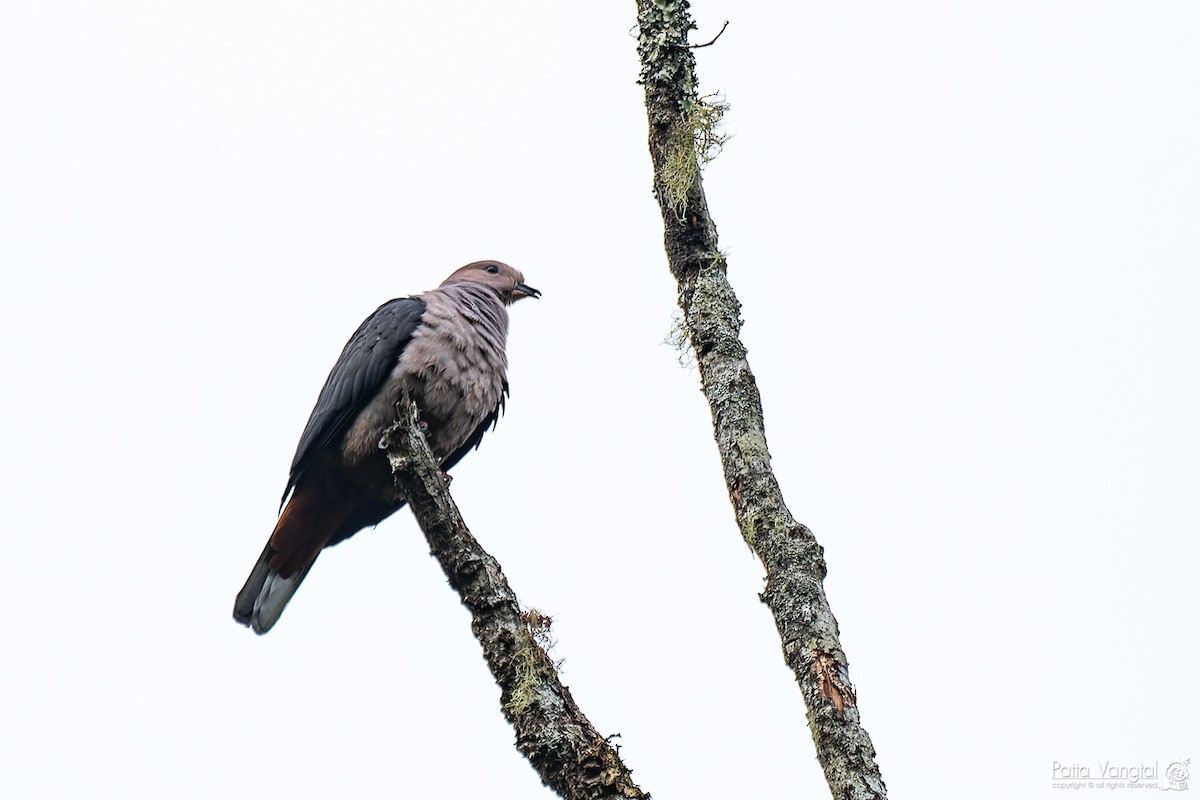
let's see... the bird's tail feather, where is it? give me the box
[233,544,317,635]
[234,483,354,634]
[233,544,272,623]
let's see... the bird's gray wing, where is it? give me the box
[282,297,426,505]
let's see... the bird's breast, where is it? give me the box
[341,287,510,467]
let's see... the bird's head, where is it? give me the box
[442,260,541,305]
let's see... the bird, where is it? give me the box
[233,260,540,634]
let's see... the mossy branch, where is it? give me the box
[635,2,889,798]
[661,93,729,217]
[382,396,648,800]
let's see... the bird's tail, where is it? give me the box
[233,544,317,635]
[234,482,357,634]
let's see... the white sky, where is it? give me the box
[1,2,1197,798]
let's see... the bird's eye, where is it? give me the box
[485,264,500,274]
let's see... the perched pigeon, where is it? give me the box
[234,261,539,634]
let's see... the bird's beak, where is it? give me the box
[513,283,541,300]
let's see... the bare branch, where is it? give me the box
[382,396,649,800]
[689,20,729,49]
[634,2,889,798]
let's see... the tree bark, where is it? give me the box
[382,397,648,800]
[634,3,888,798]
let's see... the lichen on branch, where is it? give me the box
[383,396,649,800]
[634,1,889,798]
[661,93,729,217]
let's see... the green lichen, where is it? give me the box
[691,93,730,165]
[636,0,697,94]
[667,250,728,367]
[739,505,790,552]
[660,93,730,217]
[663,309,697,369]
[505,609,559,716]
[637,0,729,217]
[737,429,770,465]
[685,253,741,359]
[739,510,762,549]
[660,119,699,218]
